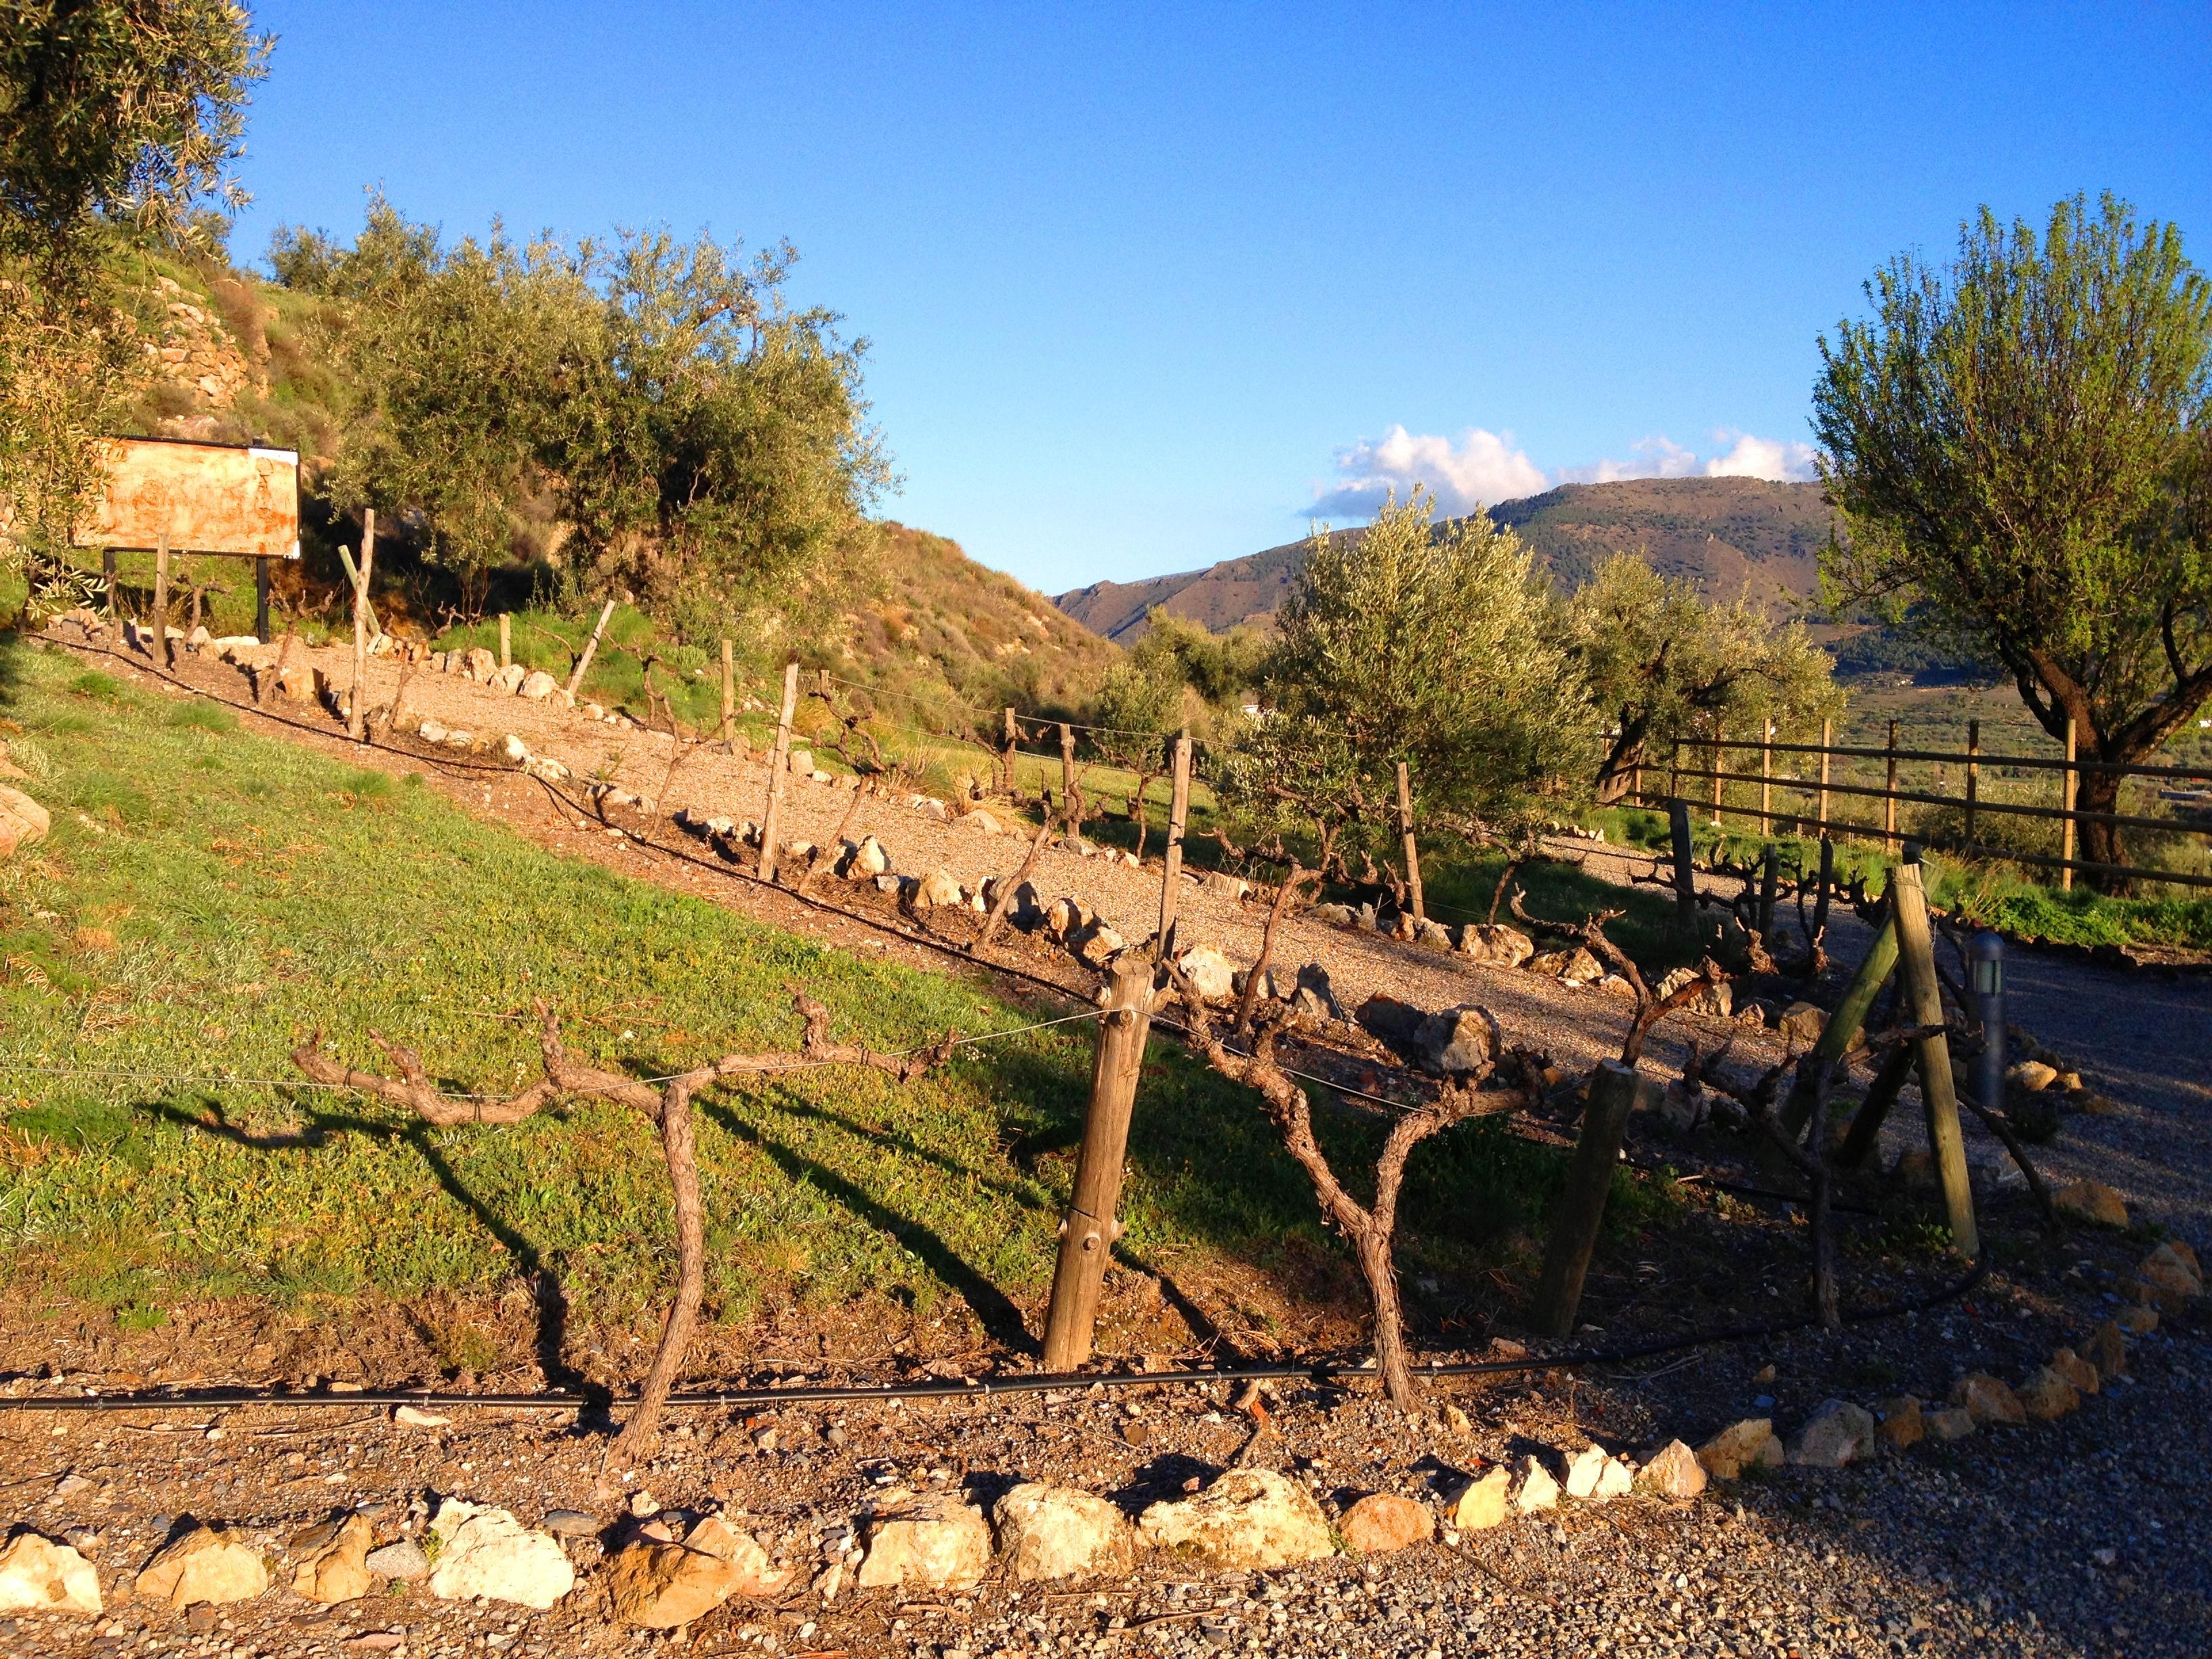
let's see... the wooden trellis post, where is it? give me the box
[1041,956,1155,1370]
[1761,717,1774,826]
[758,659,800,884]
[1002,707,1018,796]
[1668,799,1698,933]
[1883,720,1900,853]
[1965,719,1980,846]
[1817,718,1832,832]
[1533,1061,1651,1337]
[1156,730,1191,958]
[151,531,173,668]
[1059,722,1078,833]
[1711,718,1725,825]
[1395,760,1425,924]
[348,512,375,740]
[719,639,735,745]
[1890,860,1978,1260]
[565,600,617,699]
[499,612,511,670]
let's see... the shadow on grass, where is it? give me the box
[144,1096,598,1404]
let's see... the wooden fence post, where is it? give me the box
[1157,731,1191,958]
[1757,844,1779,939]
[1041,956,1155,1370]
[1002,708,1019,797]
[151,531,173,668]
[1761,716,1774,827]
[498,612,511,670]
[2060,716,2078,893]
[719,639,735,745]
[1889,860,1979,1260]
[758,659,800,884]
[1395,760,1425,924]
[1533,1061,1650,1338]
[1883,720,1900,853]
[254,554,270,641]
[1965,718,1980,847]
[348,511,375,740]
[1059,722,1078,834]
[1668,799,1698,933]
[102,549,119,616]
[1818,717,1832,833]
[565,599,617,699]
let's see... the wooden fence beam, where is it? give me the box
[1533,1061,1650,1338]
[758,659,800,884]
[1890,861,1978,1260]
[1041,957,1155,1370]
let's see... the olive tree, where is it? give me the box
[1565,553,1841,802]
[1814,194,2212,882]
[1227,487,1590,881]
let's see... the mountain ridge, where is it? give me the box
[1054,476,1837,642]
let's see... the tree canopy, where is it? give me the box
[1222,489,1589,877]
[1814,193,2212,876]
[269,202,888,629]
[1566,553,1841,802]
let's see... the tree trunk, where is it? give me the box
[1356,1229,1416,1408]
[2073,764,2127,890]
[1594,716,1650,804]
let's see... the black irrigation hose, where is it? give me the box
[0,1256,1990,1416]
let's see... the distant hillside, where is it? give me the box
[1056,476,1837,642]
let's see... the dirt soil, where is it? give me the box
[6,623,2207,1659]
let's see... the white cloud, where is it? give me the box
[1702,430,1820,481]
[1307,424,1820,520]
[1309,426,1549,519]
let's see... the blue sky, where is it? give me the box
[229,3,2212,596]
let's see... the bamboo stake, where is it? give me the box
[2060,716,2077,893]
[1156,730,1191,958]
[152,531,172,668]
[1889,861,1978,1259]
[565,599,617,699]
[348,512,375,741]
[1533,1061,1650,1337]
[758,659,800,884]
[719,639,735,745]
[1395,760,1425,924]
[1041,956,1155,1370]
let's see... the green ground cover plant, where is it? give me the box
[0,638,1634,1352]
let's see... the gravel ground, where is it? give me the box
[18,628,2210,1658]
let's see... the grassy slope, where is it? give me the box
[0,640,1624,1351]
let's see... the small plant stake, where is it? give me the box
[758,659,800,884]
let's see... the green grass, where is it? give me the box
[0,637,1639,1353]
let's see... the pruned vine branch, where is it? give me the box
[293,992,955,1464]
[1164,968,1533,1410]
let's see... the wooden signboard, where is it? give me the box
[77,436,300,560]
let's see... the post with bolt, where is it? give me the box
[1040,956,1155,1370]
